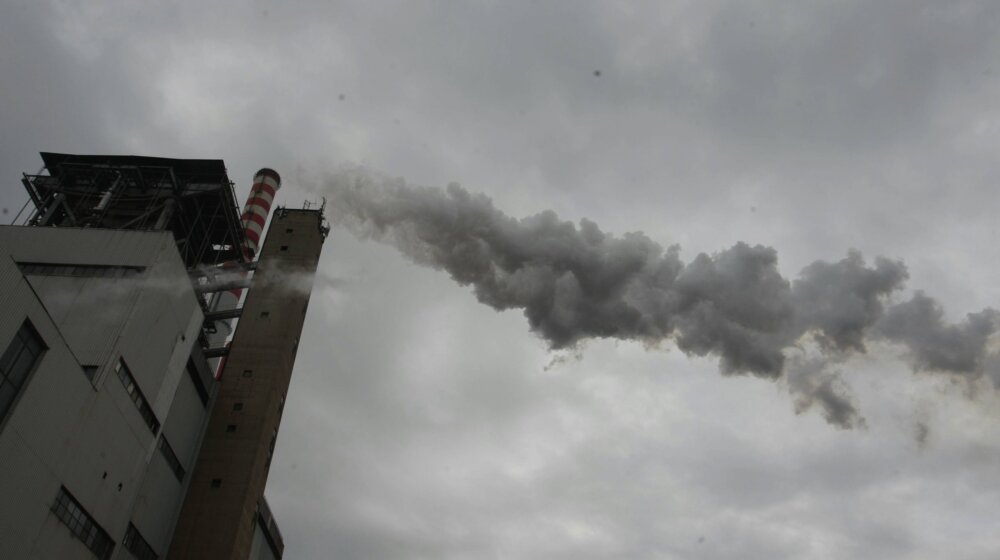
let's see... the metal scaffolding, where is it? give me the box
[20,153,249,270]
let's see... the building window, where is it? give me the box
[211,479,222,488]
[279,245,289,251]
[123,523,157,560]
[19,262,143,278]
[242,369,253,378]
[260,311,270,318]
[186,360,208,407]
[115,359,160,435]
[226,424,237,433]
[51,486,114,560]
[285,228,294,233]
[233,402,243,411]
[0,320,46,423]
[158,436,185,482]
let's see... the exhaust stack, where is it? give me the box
[205,168,283,377]
[241,168,282,259]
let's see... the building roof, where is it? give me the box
[40,152,229,182]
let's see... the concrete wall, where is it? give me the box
[0,226,217,559]
[170,209,326,560]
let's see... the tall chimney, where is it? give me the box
[205,168,284,377]
[241,168,281,259]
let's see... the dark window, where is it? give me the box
[260,311,270,318]
[19,262,143,278]
[226,424,237,433]
[285,228,294,233]
[279,245,289,251]
[123,523,157,560]
[52,487,114,560]
[115,359,160,435]
[233,402,243,411]
[0,320,46,422]
[158,436,185,481]
[211,479,222,488]
[242,369,253,378]
[186,360,208,407]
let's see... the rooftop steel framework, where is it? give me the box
[20,153,249,269]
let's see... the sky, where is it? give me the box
[3,1,1000,558]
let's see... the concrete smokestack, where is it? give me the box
[170,208,327,560]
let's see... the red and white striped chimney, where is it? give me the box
[241,168,281,259]
[207,168,283,378]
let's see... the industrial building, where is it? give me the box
[0,153,326,559]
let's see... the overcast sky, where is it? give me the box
[4,1,1000,558]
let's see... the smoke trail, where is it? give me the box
[321,167,1000,429]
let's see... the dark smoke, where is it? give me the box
[875,292,999,374]
[785,356,866,430]
[322,168,1000,429]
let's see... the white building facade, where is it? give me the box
[0,225,217,559]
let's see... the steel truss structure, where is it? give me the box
[21,153,248,270]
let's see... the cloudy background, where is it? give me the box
[4,1,1000,557]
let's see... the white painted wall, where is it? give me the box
[0,226,217,559]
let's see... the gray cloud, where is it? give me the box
[6,1,1000,558]
[915,421,931,448]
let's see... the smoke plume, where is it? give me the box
[321,167,1000,429]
